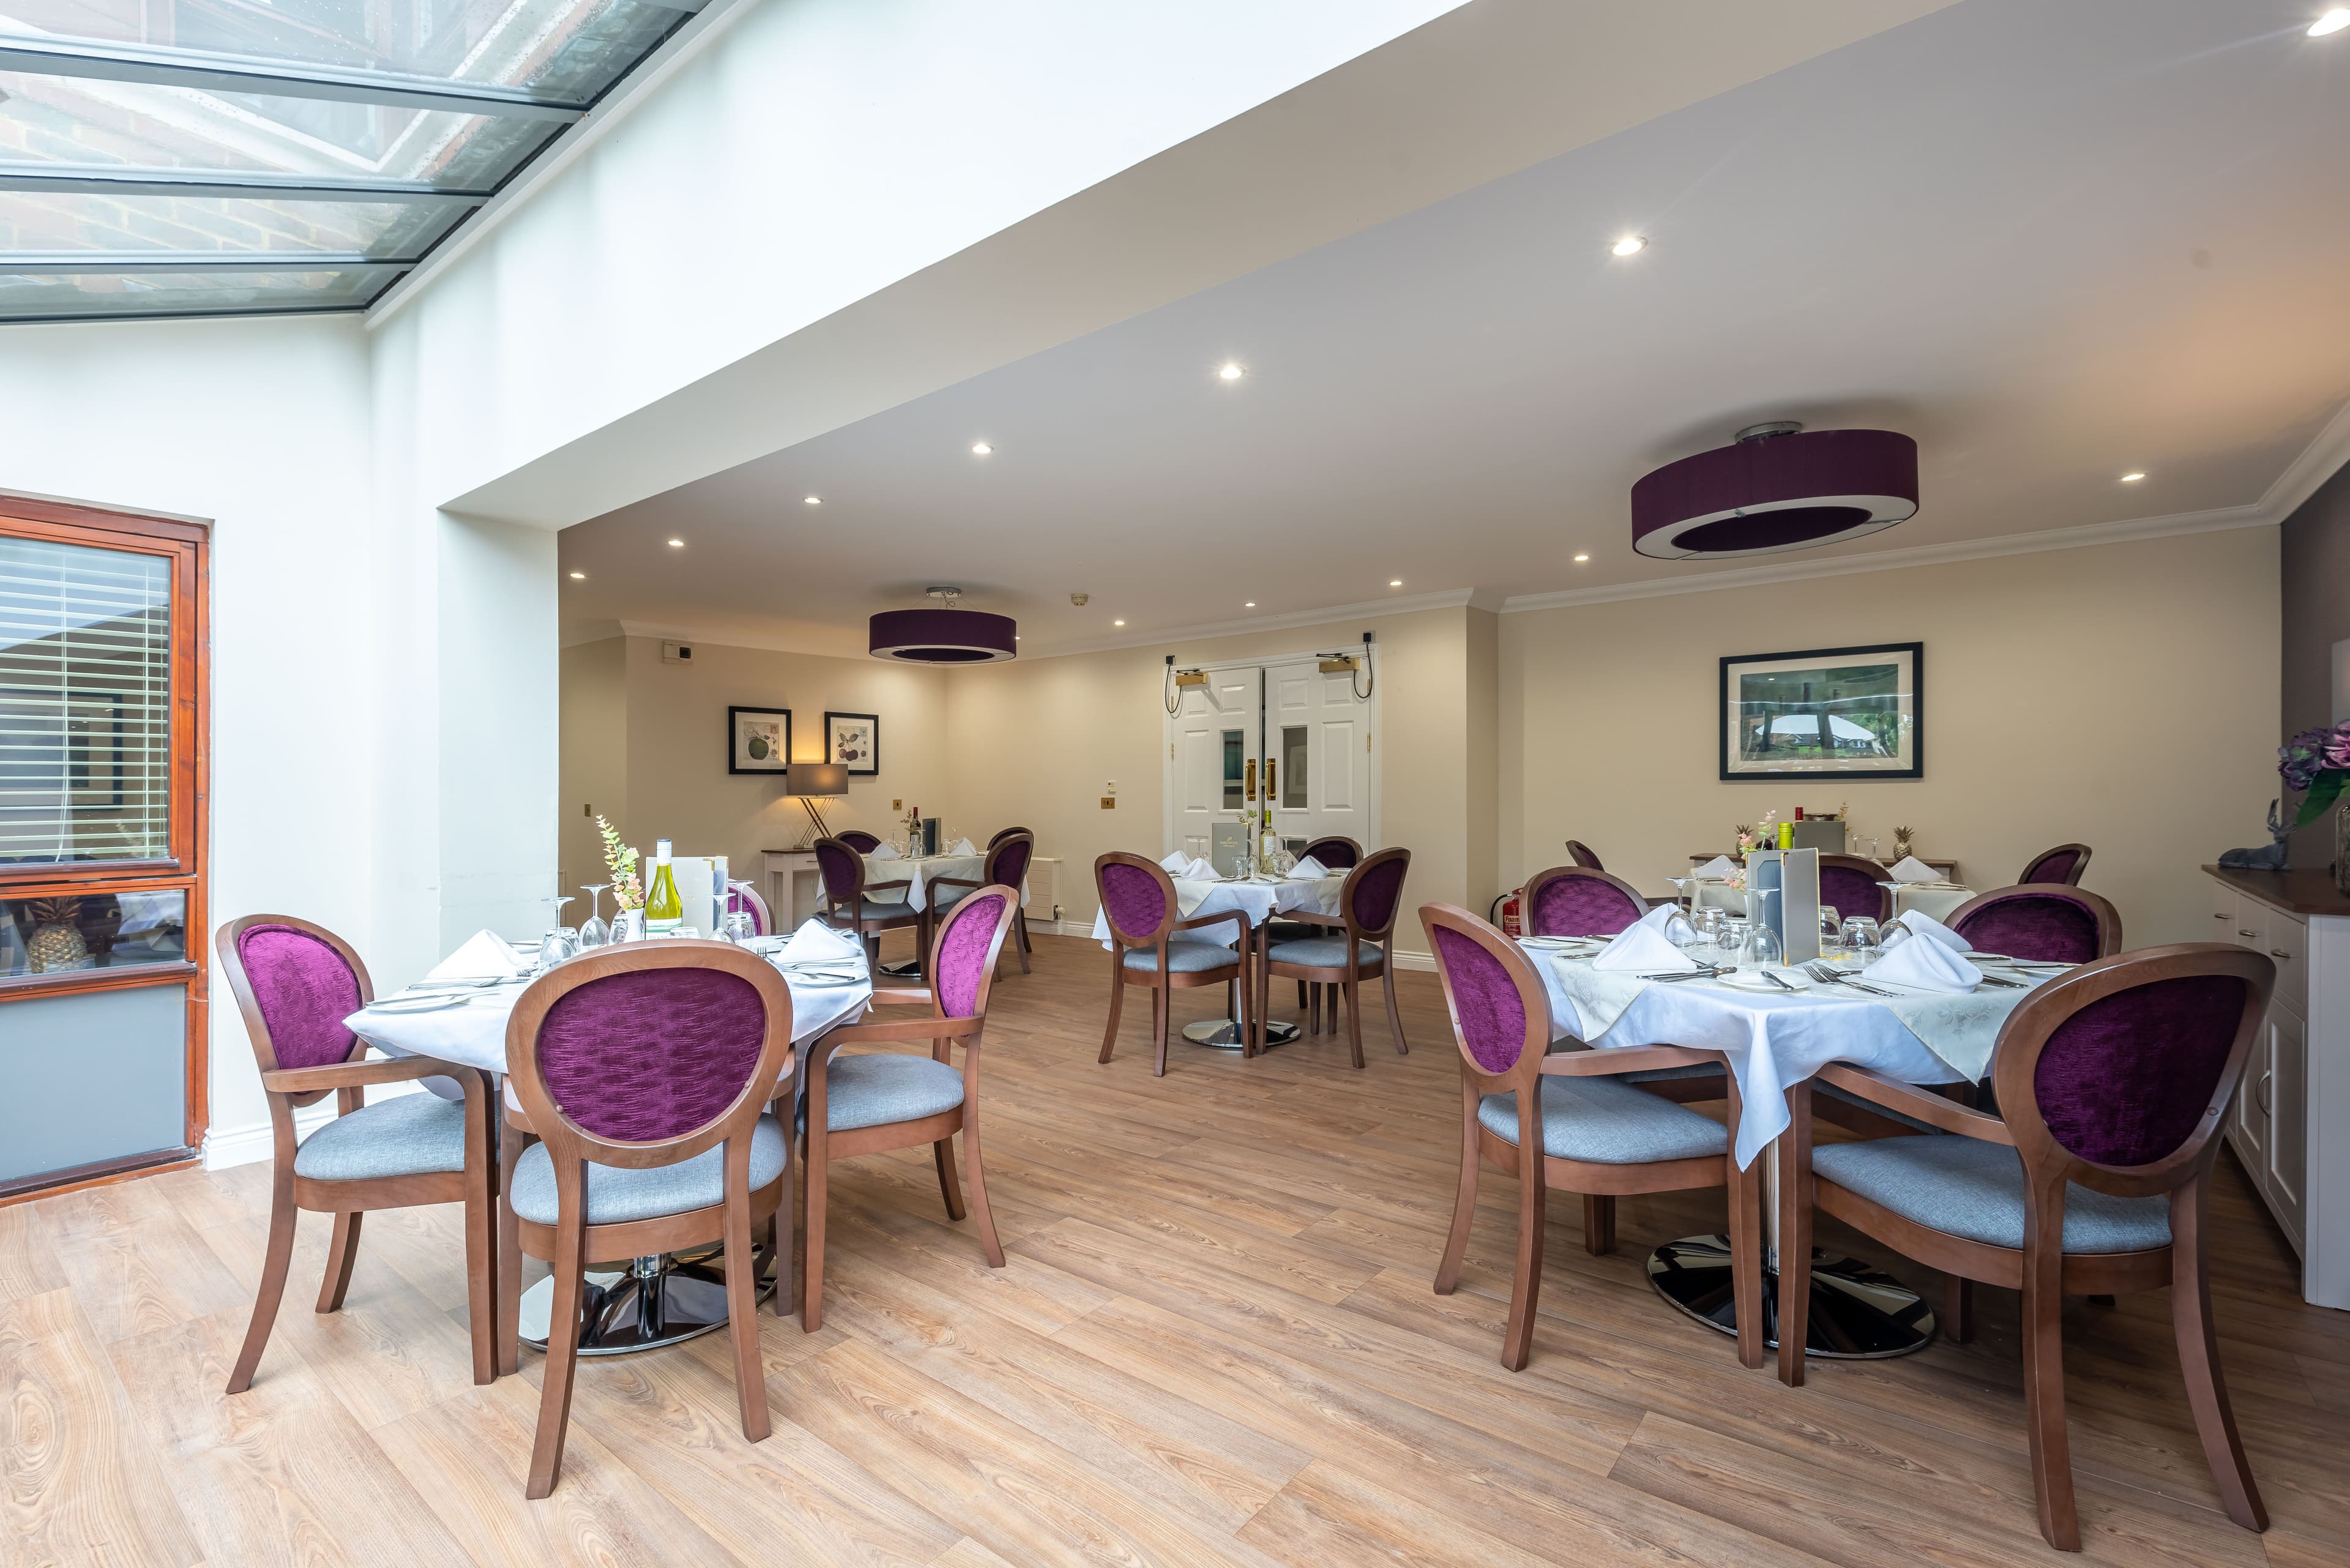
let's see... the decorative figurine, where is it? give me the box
[2218,799,2292,872]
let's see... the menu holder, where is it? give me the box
[1745,848,1821,966]
[1209,821,1249,879]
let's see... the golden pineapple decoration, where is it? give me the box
[26,897,89,973]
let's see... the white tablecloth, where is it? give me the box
[1088,873,1345,949]
[1693,879,1975,924]
[862,853,1029,913]
[1522,940,2051,1167]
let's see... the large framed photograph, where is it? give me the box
[1720,643,1921,781]
[825,711,879,776]
[728,706,791,775]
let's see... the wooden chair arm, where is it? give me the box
[1172,909,1248,939]
[818,1016,982,1047]
[1813,1064,2014,1143]
[1277,909,1344,928]
[928,875,980,895]
[1539,1045,1718,1078]
[867,985,936,1007]
[864,878,913,897]
[263,1055,475,1096]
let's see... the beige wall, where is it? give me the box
[1501,526,2281,947]
[558,637,952,896]
[943,604,1487,939]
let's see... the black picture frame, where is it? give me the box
[1719,641,1923,782]
[825,711,880,775]
[728,705,791,775]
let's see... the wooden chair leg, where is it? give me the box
[1382,963,1407,1055]
[226,1167,297,1394]
[1777,1093,1815,1387]
[2020,1232,2081,1551]
[1582,1194,1616,1256]
[963,1110,1005,1268]
[1725,1135,1764,1370]
[1012,911,1032,974]
[496,1131,526,1376]
[463,1174,495,1386]
[1099,961,1126,1064]
[1152,984,1170,1078]
[525,1214,586,1499]
[1501,1152,1546,1372]
[802,1133,829,1333]
[1296,979,1307,1012]
[2170,1182,2266,1533]
[771,1083,797,1316]
[1945,1275,1975,1344]
[1308,983,1321,1036]
[934,1135,966,1222]
[316,1211,362,1313]
[723,1174,769,1443]
[1434,1085,1478,1295]
[1343,973,1366,1069]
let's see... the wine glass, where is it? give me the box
[1853,835,1881,862]
[1742,922,1783,971]
[1817,905,1843,958]
[578,884,613,949]
[722,910,756,945]
[1840,916,1882,967]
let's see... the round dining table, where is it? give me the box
[346,936,873,1356]
[1087,870,1348,1048]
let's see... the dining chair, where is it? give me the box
[1563,839,1603,870]
[814,834,920,966]
[1267,836,1359,1017]
[498,940,794,1498]
[1094,852,1251,1075]
[932,831,1034,974]
[1296,835,1362,870]
[214,914,497,1396]
[1520,864,1647,938]
[1819,853,1894,924]
[725,879,771,936]
[1948,884,2121,965]
[1420,904,1761,1372]
[797,885,1017,1331]
[2019,842,2092,886]
[835,830,882,854]
[1253,847,1411,1066]
[1775,944,2274,1551]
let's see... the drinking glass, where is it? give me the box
[1817,905,1843,957]
[537,928,578,968]
[1852,835,1880,862]
[722,911,757,944]
[578,884,613,949]
[1742,922,1783,971]
[1691,906,1726,949]
[1840,916,1882,967]
[1716,917,1750,966]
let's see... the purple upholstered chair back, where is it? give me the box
[989,833,1034,892]
[1564,839,1602,870]
[1818,860,1892,925]
[724,881,767,936]
[1524,867,1644,938]
[228,920,364,1070]
[1346,850,1409,936]
[837,831,882,854]
[1425,912,1539,1080]
[815,839,861,903]
[2021,843,2089,886]
[987,825,1032,849]
[934,890,1011,1018]
[1300,837,1360,870]
[1950,886,2117,965]
[532,967,770,1144]
[1097,858,1171,943]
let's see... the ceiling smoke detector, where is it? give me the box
[1629,421,1919,560]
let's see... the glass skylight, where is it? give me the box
[0,0,695,321]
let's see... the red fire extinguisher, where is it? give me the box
[1491,887,1524,938]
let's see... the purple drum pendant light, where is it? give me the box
[868,586,1018,663]
[1630,422,1918,560]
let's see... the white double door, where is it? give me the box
[1166,655,1373,865]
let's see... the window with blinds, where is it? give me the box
[0,536,173,866]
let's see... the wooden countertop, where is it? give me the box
[2203,864,2350,918]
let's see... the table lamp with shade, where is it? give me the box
[782,762,848,848]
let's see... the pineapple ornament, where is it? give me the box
[26,897,90,973]
[1891,826,1915,862]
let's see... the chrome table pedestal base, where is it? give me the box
[1181,1018,1301,1050]
[518,1244,775,1356]
[1646,1233,1937,1358]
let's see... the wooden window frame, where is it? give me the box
[0,493,211,1173]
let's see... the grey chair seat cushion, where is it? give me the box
[845,897,916,922]
[823,1051,966,1133]
[1265,936,1383,969]
[293,1092,471,1182]
[509,1114,788,1226]
[1811,1136,2171,1254]
[1478,1078,1729,1164]
[1122,939,1237,974]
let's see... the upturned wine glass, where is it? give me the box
[578,884,613,948]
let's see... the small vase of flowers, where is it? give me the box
[2280,723,2350,894]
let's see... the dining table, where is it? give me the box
[862,848,1030,977]
[1687,877,1979,925]
[1519,930,2062,1358]
[1088,869,1349,1048]
[346,931,875,1356]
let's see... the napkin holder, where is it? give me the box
[1745,848,1821,966]
[1209,821,1249,879]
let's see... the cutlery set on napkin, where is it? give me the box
[772,919,868,982]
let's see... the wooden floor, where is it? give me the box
[6,930,2346,1567]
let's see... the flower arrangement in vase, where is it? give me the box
[595,815,643,910]
[2279,723,2350,893]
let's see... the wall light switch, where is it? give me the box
[1105,781,1116,794]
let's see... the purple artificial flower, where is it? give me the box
[2327,726,2350,769]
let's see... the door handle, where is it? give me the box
[1244,757,1257,801]
[2256,1070,2272,1116]
[2271,949,2291,960]
[2214,912,2230,920]
[1264,757,1275,807]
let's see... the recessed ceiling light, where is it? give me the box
[667,539,685,548]
[1244,601,1256,608]
[1611,235,1647,257]
[1389,579,1403,588]
[1572,553,1590,563]
[1218,362,1244,381]
[971,441,993,456]
[1113,619,1125,627]
[803,495,821,505]
[2120,472,2146,483]
[2311,9,2350,37]
[569,571,586,580]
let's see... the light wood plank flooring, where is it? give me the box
[6,930,2344,1567]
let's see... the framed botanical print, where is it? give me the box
[728,706,791,775]
[1720,643,1922,781]
[826,711,879,775]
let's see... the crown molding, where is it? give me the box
[1498,503,2274,614]
[2262,393,2350,523]
[610,619,870,659]
[1019,588,1475,660]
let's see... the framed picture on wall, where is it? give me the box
[728,706,791,775]
[1720,642,1922,781]
[826,711,879,775]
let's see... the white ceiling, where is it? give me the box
[559,0,2350,656]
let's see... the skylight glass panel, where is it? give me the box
[0,263,385,319]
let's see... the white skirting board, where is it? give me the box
[201,1078,428,1170]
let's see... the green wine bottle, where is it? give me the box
[644,838,684,932]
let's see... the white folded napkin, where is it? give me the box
[1592,922,1688,974]
[777,919,864,966]
[1287,856,1329,881]
[1158,853,1216,880]
[948,837,978,857]
[868,842,901,861]
[427,930,526,981]
[1890,908,1972,953]
[1868,931,1980,991]
[1690,855,1737,879]
[1888,855,1941,884]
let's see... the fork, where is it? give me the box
[1804,961,1894,997]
